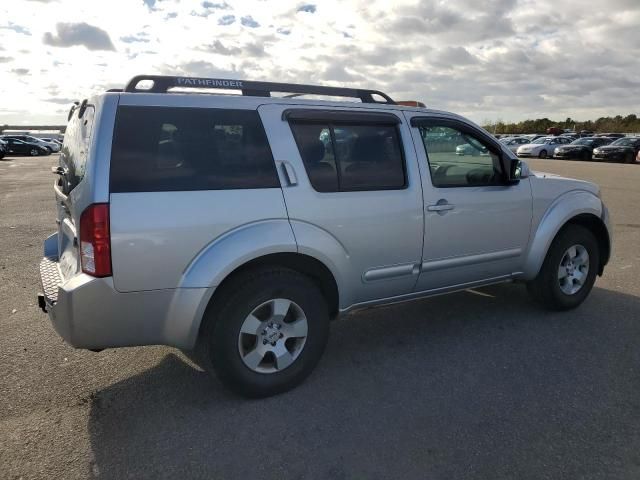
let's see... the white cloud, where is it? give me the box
[0,0,639,124]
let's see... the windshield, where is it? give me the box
[532,137,552,144]
[572,139,594,146]
[611,138,634,146]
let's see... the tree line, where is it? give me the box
[482,114,640,134]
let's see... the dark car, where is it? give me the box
[592,137,640,163]
[3,138,50,156]
[553,137,613,161]
[596,133,626,139]
[0,139,6,159]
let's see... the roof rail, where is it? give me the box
[123,75,395,104]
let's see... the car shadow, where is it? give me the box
[87,283,640,479]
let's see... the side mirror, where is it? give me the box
[501,155,528,183]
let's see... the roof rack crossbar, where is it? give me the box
[123,75,395,104]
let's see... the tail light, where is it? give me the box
[79,203,112,277]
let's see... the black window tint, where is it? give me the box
[290,121,405,192]
[289,123,338,192]
[110,106,279,192]
[419,125,504,187]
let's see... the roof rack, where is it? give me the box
[123,75,396,104]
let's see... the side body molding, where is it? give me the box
[521,190,603,280]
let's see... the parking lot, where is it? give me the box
[1,154,639,479]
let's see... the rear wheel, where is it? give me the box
[582,150,591,161]
[527,224,599,310]
[625,152,634,164]
[29,148,39,156]
[539,149,548,159]
[197,267,330,398]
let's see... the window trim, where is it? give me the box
[283,108,401,125]
[411,116,510,188]
[288,119,408,193]
[109,105,280,193]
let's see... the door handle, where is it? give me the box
[279,161,297,186]
[427,202,455,212]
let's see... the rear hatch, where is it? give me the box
[54,104,96,281]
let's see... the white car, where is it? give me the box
[516,136,572,158]
[500,136,531,153]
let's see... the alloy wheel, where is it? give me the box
[558,244,589,295]
[237,298,308,374]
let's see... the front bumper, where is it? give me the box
[553,151,582,160]
[592,152,623,161]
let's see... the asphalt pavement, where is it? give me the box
[1,154,639,479]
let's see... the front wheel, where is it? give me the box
[197,268,330,398]
[539,149,548,159]
[625,152,634,164]
[527,224,599,310]
[29,148,40,156]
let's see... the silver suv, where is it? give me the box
[38,75,612,397]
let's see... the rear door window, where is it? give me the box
[110,106,279,192]
[290,121,406,192]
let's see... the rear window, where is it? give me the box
[61,106,94,193]
[290,122,406,192]
[110,106,279,193]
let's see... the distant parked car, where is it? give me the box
[560,133,579,141]
[596,133,625,139]
[553,137,614,161]
[517,136,572,158]
[500,136,531,153]
[592,137,640,163]
[3,138,50,156]
[1,135,60,153]
[455,142,488,156]
[41,137,63,147]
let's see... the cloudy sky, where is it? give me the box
[1,0,639,125]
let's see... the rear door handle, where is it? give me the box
[427,203,455,212]
[279,161,297,186]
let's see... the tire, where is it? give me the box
[582,150,591,161]
[527,224,599,311]
[625,152,634,164]
[539,150,548,159]
[29,148,39,156]
[197,267,330,398]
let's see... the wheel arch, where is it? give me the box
[522,190,610,279]
[184,252,340,350]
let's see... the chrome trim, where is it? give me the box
[363,262,418,282]
[421,248,522,273]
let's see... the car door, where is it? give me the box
[406,113,533,292]
[259,104,424,308]
[7,139,25,154]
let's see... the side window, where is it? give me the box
[110,107,279,192]
[418,124,504,188]
[290,121,405,192]
[61,106,95,193]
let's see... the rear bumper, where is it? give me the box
[38,234,210,350]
